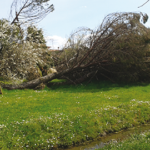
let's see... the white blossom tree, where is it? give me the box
[0,19,51,81]
[26,25,46,44]
[0,0,54,83]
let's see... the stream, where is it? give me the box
[64,124,150,150]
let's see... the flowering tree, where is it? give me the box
[26,25,46,44]
[0,0,54,83]
[0,19,51,81]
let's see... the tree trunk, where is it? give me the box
[1,69,72,90]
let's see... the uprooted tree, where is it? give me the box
[2,12,150,90]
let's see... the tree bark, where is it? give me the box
[1,69,72,90]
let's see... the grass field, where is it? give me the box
[0,80,150,149]
[100,131,150,150]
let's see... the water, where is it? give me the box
[64,124,150,150]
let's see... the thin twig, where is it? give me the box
[138,0,149,8]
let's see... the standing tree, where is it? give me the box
[9,0,54,25]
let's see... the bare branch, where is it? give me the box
[10,0,54,25]
[138,0,149,8]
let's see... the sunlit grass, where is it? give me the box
[50,79,66,83]
[0,80,150,149]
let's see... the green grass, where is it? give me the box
[100,131,150,150]
[0,80,150,149]
[49,79,66,83]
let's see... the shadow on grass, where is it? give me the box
[46,79,150,93]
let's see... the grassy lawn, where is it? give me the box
[0,80,150,149]
[100,131,150,150]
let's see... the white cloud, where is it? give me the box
[45,35,67,49]
[82,6,87,8]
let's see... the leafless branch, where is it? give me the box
[10,0,54,25]
[138,0,149,8]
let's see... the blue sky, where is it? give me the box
[0,0,150,49]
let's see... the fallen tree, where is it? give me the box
[1,69,70,90]
[52,12,150,82]
[1,12,150,90]
[1,66,95,89]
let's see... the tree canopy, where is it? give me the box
[10,0,54,25]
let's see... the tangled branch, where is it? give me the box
[53,12,150,83]
[10,0,54,25]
